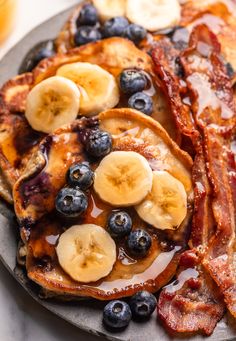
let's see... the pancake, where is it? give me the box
[0,37,178,203]
[0,73,44,203]
[33,37,177,140]
[13,108,193,300]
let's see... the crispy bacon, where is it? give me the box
[152,42,198,141]
[181,24,236,317]
[152,27,225,335]
[203,128,236,316]
[182,24,235,131]
[158,250,224,336]
[152,36,215,251]
[191,151,215,249]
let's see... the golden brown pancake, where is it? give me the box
[13,108,193,300]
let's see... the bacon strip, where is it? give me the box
[152,34,225,335]
[181,24,236,317]
[203,129,236,316]
[152,39,215,250]
[158,250,224,336]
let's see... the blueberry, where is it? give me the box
[108,211,132,237]
[67,163,94,190]
[103,300,132,329]
[102,17,129,38]
[225,62,235,78]
[85,130,112,158]
[128,92,153,115]
[74,26,101,46]
[76,4,98,26]
[55,187,88,217]
[130,291,157,319]
[124,24,147,44]
[19,40,54,73]
[127,229,152,257]
[119,70,147,94]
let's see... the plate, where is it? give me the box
[0,5,236,341]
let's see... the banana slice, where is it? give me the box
[57,62,120,117]
[94,151,153,206]
[92,0,126,21]
[25,76,80,133]
[56,224,116,283]
[136,171,187,230]
[126,0,181,32]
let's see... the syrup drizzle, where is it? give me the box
[164,267,199,293]
[90,195,104,219]
[118,247,137,265]
[45,234,59,246]
[187,73,234,120]
[95,246,181,293]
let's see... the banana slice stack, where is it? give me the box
[94,151,188,230]
[93,0,181,31]
[25,62,120,133]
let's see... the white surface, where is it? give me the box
[0,1,102,340]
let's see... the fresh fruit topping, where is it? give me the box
[127,229,152,257]
[19,40,54,74]
[77,4,98,26]
[128,92,153,115]
[94,151,153,207]
[119,69,147,94]
[130,291,157,319]
[55,187,88,217]
[126,0,181,32]
[103,300,132,329]
[57,62,119,116]
[67,163,94,190]
[136,171,187,230]
[107,211,132,237]
[74,26,102,46]
[85,130,112,158]
[225,62,235,78]
[93,0,126,21]
[102,16,129,38]
[56,224,116,283]
[124,24,147,44]
[25,76,80,133]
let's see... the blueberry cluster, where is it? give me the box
[119,69,153,115]
[55,129,112,217]
[104,211,155,329]
[107,210,152,258]
[55,163,93,217]
[74,4,147,46]
[103,290,157,329]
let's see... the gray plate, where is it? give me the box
[0,5,236,341]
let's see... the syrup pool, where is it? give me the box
[94,246,181,293]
